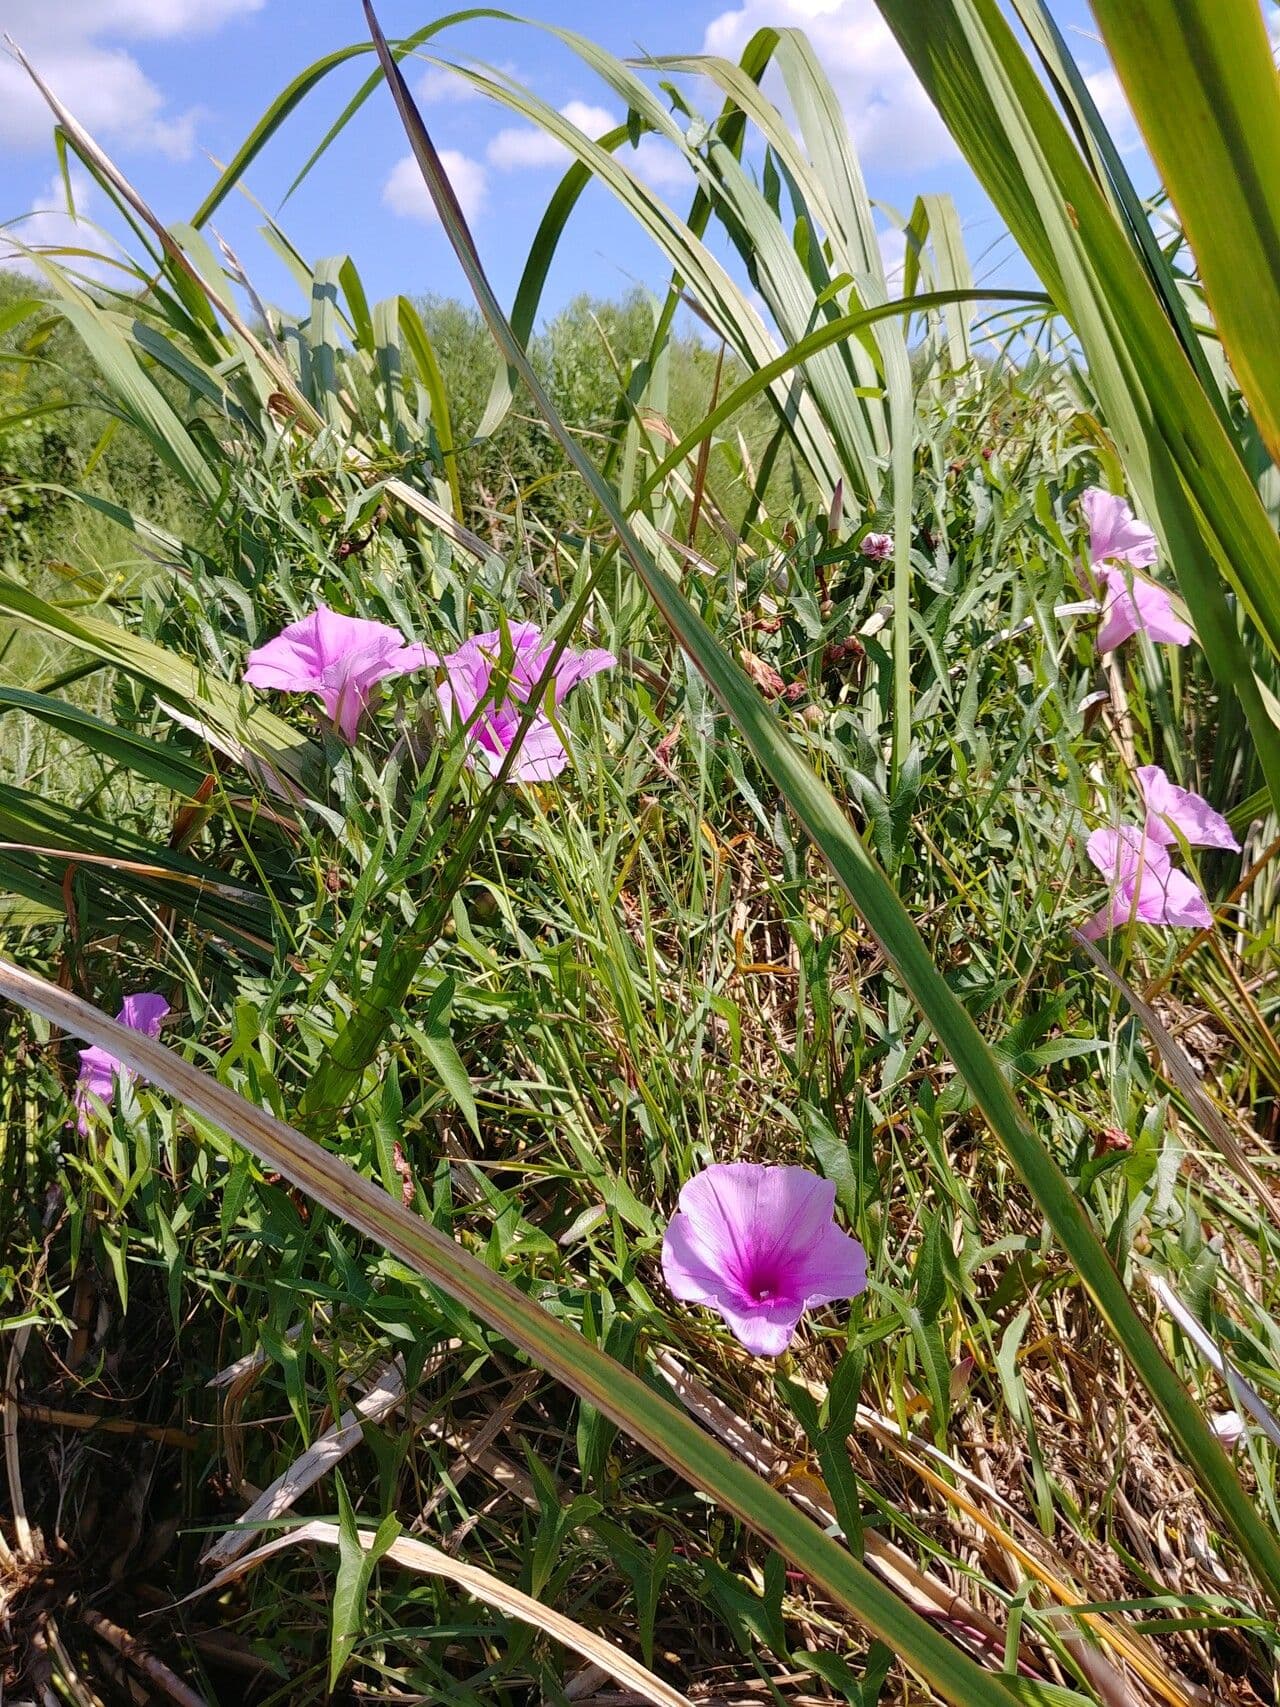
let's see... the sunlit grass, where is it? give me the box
[0,8,1278,1704]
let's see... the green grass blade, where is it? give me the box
[0,957,1029,1707]
[0,785,273,957]
[364,0,1280,1607]
[626,289,1044,516]
[0,686,208,798]
[396,297,463,519]
[1090,0,1280,469]
[1007,0,1226,418]
[0,578,324,798]
[872,0,1280,817]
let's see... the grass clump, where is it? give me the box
[1,10,1279,1706]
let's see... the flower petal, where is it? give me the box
[668,1164,760,1287]
[662,1207,745,1310]
[1129,578,1192,646]
[505,715,570,781]
[118,993,169,1036]
[1137,766,1239,852]
[1086,825,1170,885]
[1145,864,1214,930]
[551,647,617,703]
[662,1162,865,1356]
[796,1220,868,1308]
[243,628,320,691]
[1082,487,1158,569]
[245,606,435,741]
[74,992,169,1131]
[715,1296,806,1357]
[1095,571,1140,653]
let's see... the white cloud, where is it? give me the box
[0,169,122,281]
[487,102,694,195]
[382,151,489,226]
[1,0,262,158]
[876,225,907,291]
[487,101,619,171]
[702,0,956,173]
[415,59,521,106]
[630,136,688,192]
[1082,66,1142,155]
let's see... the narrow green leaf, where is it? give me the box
[365,0,1280,1609]
[0,957,1024,1707]
[1090,0,1280,467]
[0,577,324,797]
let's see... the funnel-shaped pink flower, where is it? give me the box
[1080,826,1212,940]
[860,531,893,560]
[75,992,169,1134]
[1137,765,1240,852]
[1082,487,1158,570]
[1094,566,1192,652]
[661,1162,867,1356]
[433,621,615,782]
[244,605,436,742]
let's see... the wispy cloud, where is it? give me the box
[0,168,123,281]
[486,101,617,172]
[702,0,956,174]
[1,0,263,159]
[485,101,691,195]
[382,151,489,227]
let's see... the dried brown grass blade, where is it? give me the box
[1072,929,1279,1224]
[185,1519,693,1707]
[652,1352,1195,1707]
[202,1361,405,1569]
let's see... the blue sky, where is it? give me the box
[0,0,1124,324]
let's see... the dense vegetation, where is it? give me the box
[2,6,1279,1706]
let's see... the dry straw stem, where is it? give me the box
[185,1519,693,1707]
[654,1352,1202,1707]
[1071,930,1279,1226]
[201,1360,407,1569]
[1145,1276,1280,1453]
[80,1611,209,1707]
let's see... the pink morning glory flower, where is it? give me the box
[1082,487,1158,570]
[1137,765,1240,852]
[244,605,436,742]
[860,532,893,560]
[1080,825,1212,940]
[1094,566,1193,652]
[74,992,169,1134]
[1078,490,1190,651]
[661,1162,867,1356]
[432,621,615,783]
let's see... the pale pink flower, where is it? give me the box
[1080,826,1212,940]
[1137,765,1240,852]
[1082,487,1158,570]
[661,1162,867,1356]
[433,621,615,782]
[74,993,169,1134]
[860,531,894,560]
[1078,489,1190,650]
[244,605,436,742]
[1095,566,1193,652]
